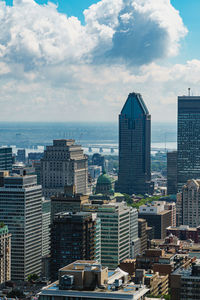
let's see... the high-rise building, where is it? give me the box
[0,224,11,284]
[16,149,26,163]
[83,202,139,269]
[41,140,88,198]
[138,219,148,254]
[177,95,200,191]
[138,202,171,239]
[50,212,99,281]
[118,92,153,195]
[167,151,177,195]
[0,174,42,281]
[182,179,200,227]
[42,198,51,258]
[51,185,89,221]
[0,147,12,172]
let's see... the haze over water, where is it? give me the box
[0,122,176,153]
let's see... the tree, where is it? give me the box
[27,273,39,282]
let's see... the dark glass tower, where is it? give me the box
[177,96,200,191]
[118,92,153,195]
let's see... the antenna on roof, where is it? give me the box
[188,88,191,96]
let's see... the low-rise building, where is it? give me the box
[134,269,168,297]
[167,225,200,243]
[38,260,149,300]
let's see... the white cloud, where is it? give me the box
[0,0,187,68]
[0,0,195,123]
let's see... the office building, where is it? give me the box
[171,259,200,300]
[42,199,51,257]
[138,219,148,254]
[0,224,11,284]
[0,147,12,172]
[181,179,200,227]
[176,192,183,226]
[139,202,171,239]
[167,151,177,195]
[177,95,200,191]
[50,212,99,281]
[41,139,88,198]
[88,165,102,180]
[16,149,26,163]
[38,260,149,300]
[118,92,153,195]
[51,185,89,221]
[0,174,42,281]
[92,153,105,172]
[83,202,139,269]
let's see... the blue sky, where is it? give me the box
[0,0,200,122]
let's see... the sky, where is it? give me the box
[0,0,200,122]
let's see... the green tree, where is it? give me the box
[27,273,39,282]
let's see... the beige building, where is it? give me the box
[0,224,11,284]
[182,179,200,227]
[38,260,149,300]
[41,140,88,198]
[51,185,89,221]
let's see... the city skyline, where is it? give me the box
[0,0,200,122]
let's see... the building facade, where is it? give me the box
[0,224,11,284]
[167,225,200,243]
[41,140,88,198]
[167,151,177,195]
[38,260,149,300]
[177,96,200,192]
[50,212,99,281]
[51,185,89,221]
[118,93,153,195]
[181,179,200,227]
[139,202,172,239]
[0,147,12,172]
[83,202,139,269]
[42,199,51,257]
[0,175,42,281]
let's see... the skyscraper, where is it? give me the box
[41,140,88,198]
[83,202,139,269]
[182,179,200,227]
[177,96,200,191]
[167,151,177,195]
[0,147,12,172]
[50,212,98,281]
[118,92,153,195]
[0,174,42,281]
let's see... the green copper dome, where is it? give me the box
[97,173,112,185]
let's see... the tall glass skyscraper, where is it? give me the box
[177,96,200,191]
[117,92,153,195]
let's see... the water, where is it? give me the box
[0,122,177,153]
